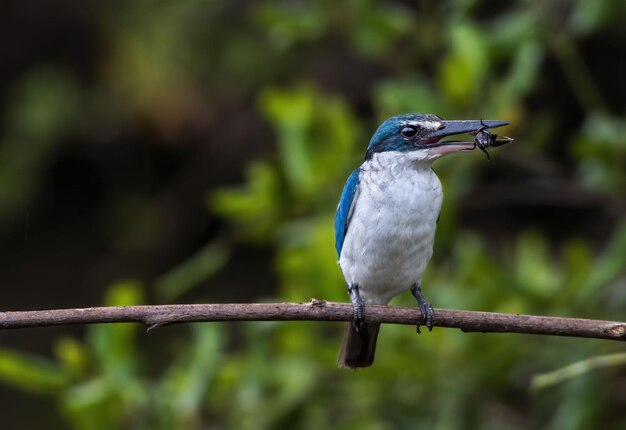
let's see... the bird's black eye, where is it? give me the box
[401,126,417,138]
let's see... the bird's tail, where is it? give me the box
[337,322,381,369]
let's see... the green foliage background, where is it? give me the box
[1,1,626,428]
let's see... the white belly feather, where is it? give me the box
[339,152,443,304]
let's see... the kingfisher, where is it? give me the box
[335,113,510,368]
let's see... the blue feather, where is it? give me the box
[335,168,361,257]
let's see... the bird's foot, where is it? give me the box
[348,284,365,333]
[416,301,434,334]
[411,284,434,334]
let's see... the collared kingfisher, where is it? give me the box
[335,113,510,368]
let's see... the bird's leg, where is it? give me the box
[410,283,434,333]
[348,284,365,333]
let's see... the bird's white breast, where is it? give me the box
[339,151,443,304]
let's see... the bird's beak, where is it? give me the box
[423,119,511,157]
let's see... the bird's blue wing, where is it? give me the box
[335,168,361,257]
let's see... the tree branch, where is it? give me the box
[0,300,624,341]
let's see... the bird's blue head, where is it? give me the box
[365,113,509,161]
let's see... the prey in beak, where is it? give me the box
[470,120,514,160]
[423,119,513,159]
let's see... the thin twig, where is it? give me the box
[530,352,626,391]
[0,300,624,341]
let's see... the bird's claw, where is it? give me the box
[352,315,365,333]
[416,301,434,334]
[348,284,366,333]
[411,283,434,334]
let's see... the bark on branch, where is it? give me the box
[0,300,624,340]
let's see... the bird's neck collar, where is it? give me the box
[365,150,433,170]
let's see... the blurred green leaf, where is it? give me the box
[373,78,445,119]
[514,231,563,298]
[260,86,317,192]
[253,2,326,50]
[579,222,626,304]
[572,113,626,194]
[87,281,143,382]
[503,41,543,99]
[259,85,360,195]
[156,239,230,301]
[0,349,68,394]
[156,324,222,427]
[0,68,82,217]
[570,0,626,35]
[489,8,539,53]
[438,24,488,104]
[346,0,414,58]
[210,161,282,241]
[54,337,90,379]
[211,85,359,242]
[6,68,82,141]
